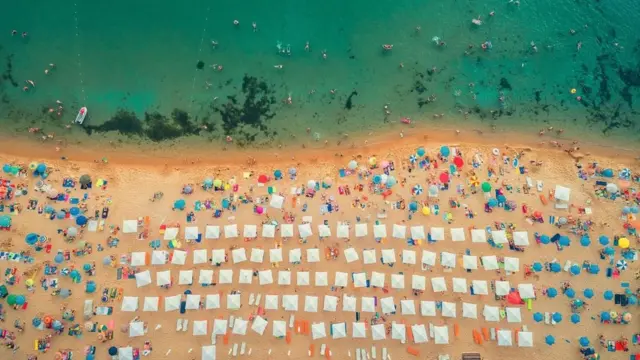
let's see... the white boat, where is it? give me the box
[75,107,87,125]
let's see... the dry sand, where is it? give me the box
[0,129,637,360]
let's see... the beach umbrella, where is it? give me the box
[583,288,594,299]
[70,269,81,279]
[552,312,562,323]
[386,176,397,187]
[488,198,498,207]
[173,199,186,210]
[440,146,450,157]
[67,227,78,237]
[289,167,297,176]
[183,185,193,194]
[257,174,268,184]
[547,288,558,298]
[540,235,550,244]
[532,262,543,272]
[606,183,618,193]
[603,246,615,255]
[348,160,358,170]
[372,175,382,184]
[413,185,423,195]
[580,236,590,247]
[570,264,581,275]
[54,253,64,264]
[558,217,568,225]
[213,179,222,188]
[545,335,555,345]
[481,182,491,193]
[108,347,118,356]
[598,235,609,245]
[44,205,55,214]
[15,295,26,305]
[409,202,418,212]
[603,290,613,300]
[7,294,16,305]
[79,174,91,186]
[559,236,570,246]
[25,233,38,246]
[600,311,611,321]
[550,263,561,273]
[86,281,97,293]
[52,320,63,330]
[628,296,638,305]
[83,263,91,271]
[35,163,47,175]
[439,172,449,183]
[416,147,425,157]
[32,317,42,327]
[381,160,389,168]
[55,210,66,219]
[307,180,316,189]
[589,264,600,274]
[59,288,71,299]
[565,288,575,298]
[409,155,417,163]
[618,237,630,249]
[0,215,11,228]
[449,164,457,175]
[102,256,112,265]
[579,337,590,347]
[428,185,438,196]
[533,312,543,322]
[69,207,81,216]
[570,313,581,324]
[453,156,464,168]
[75,215,87,226]
[368,157,377,166]
[203,178,213,188]
[616,259,627,270]
[630,206,639,214]
[221,198,230,208]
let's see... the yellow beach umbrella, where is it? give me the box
[368,157,377,166]
[421,206,430,216]
[618,237,630,249]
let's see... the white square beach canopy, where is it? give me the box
[518,331,533,347]
[131,252,146,266]
[431,277,447,292]
[297,271,310,286]
[450,227,465,241]
[471,229,487,243]
[118,347,133,360]
[555,185,571,202]
[431,227,445,241]
[355,223,368,237]
[213,319,227,335]
[184,226,199,240]
[227,294,241,310]
[495,280,510,296]
[243,224,257,238]
[382,249,396,263]
[129,321,144,337]
[462,302,477,319]
[211,249,225,264]
[433,325,449,344]
[483,305,500,322]
[156,270,171,287]
[259,270,273,285]
[518,284,535,299]
[344,248,359,263]
[492,230,508,244]
[178,270,193,285]
[171,250,187,265]
[121,296,138,312]
[307,248,320,262]
[392,224,406,239]
[331,323,347,339]
[441,252,456,268]
[273,320,286,337]
[232,248,247,264]
[304,295,318,312]
[289,248,302,263]
[506,307,522,323]
[264,294,278,310]
[205,225,220,239]
[391,323,406,342]
[218,269,233,284]
[463,255,478,270]
[318,224,331,237]
[380,297,395,314]
[165,294,181,311]
[278,270,292,285]
[352,322,367,338]
[361,297,376,312]
[412,275,426,290]
[269,248,283,263]
[498,329,513,346]
[205,294,220,309]
[373,224,387,238]
[270,194,284,209]
[186,294,200,310]
[453,277,467,293]
[323,295,337,312]
[239,269,252,284]
[505,257,520,272]
[353,272,367,288]
[391,273,405,289]
[411,225,425,240]
[422,250,436,266]
[482,255,499,270]
[135,270,151,288]
[342,295,357,312]
[232,318,247,335]
[143,297,159,312]
[337,224,350,238]
[315,272,328,287]
[472,280,489,295]
[513,231,530,246]
[282,294,298,311]
[163,227,179,240]
[298,223,313,238]
[363,249,377,265]
[151,251,167,265]
[412,324,428,344]
[371,324,386,341]
[249,248,264,263]
[193,320,208,336]
[193,249,207,264]
[312,322,326,340]
[201,346,216,360]
[402,249,416,264]
[262,224,275,238]
[122,220,137,234]
[371,272,385,287]
[421,301,436,316]
[224,224,238,238]
[400,300,415,315]
[251,316,268,335]
[281,224,294,237]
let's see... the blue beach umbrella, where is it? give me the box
[85,280,97,293]
[86,354,95,360]
[533,312,543,322]
[545,335,555,345]
[540,234,550,244]
[571,313,581,324]
[603,246,615,255]
[552,312,562,323]
[221,198,230,209]
[173,199,186,210]
[372,175,382,184]
[589,264,600,274]
[35,163,47,175]
[628,296,637,305]
[102,256,112,265]
[56,211,66,219]
[547,288,558,298]
[603,290,613,300]
[288,168,297,176]
[440,146,450,157]
[565,288,576,298]
[409,202,418,212]
[69,207,80,216]
[570,264,581,275]
[559,236,570,246]
[580,236,590,247]
[583,288,594,299]
[598,235,609,246]
[386,176,397,187]
[44,205,55,214]
[273,170,282,179]
[532,262,543,272]
[15,295,26,305]
[416,147,425,157]
[616,259,628,270]
[83,263,91,271]
[25,233,39,246]
[550,263,561,273]
[579,337,590,347]
[488,198,498,207]
[76,215,87,226]
[600,311,611,321]
[203,178,213,188]
[54,253,64,264]
[108,347,118,356]
[32,317,42,327]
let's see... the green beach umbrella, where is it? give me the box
[481,182,491,193]
[7,294,17,306]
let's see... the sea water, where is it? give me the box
[1,0,639,147]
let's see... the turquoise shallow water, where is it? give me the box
[1,0,640,146]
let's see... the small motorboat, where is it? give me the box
[75,107,87,125]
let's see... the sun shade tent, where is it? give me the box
[421,301,436,316]
[151,251,167,265]
[450,227,465,242]
[278,270,292,285]
[352,322,367,338]
[201,346,216,360]
[363,249,377,264]
[232,319,247,335]
[518,283,536,299]
[442,302,457,318]
[452,277,468,293]
[258,270,273,285]
[433,325,449,344]
[318,224,331,237]
[361,297,376,312]
[382,249,396,264]
[355,223,368,237]
[131,252,146,266]
[232,248,247,264]
[344,248,359,263]
[353,272,367,288]
[211,249,226,264]
[335,272,348,287]
[441,252,456,268]
[412,275,426,290]
[227,294,241,310]
[165,294,181,311]
[251,316,268,335]
[143,297,159,312]
[311,322,327,340]
[513,231,529,246]
[239,269,252,284]
[164,227,179,240]
[422,250,436,266]
[343,295,357,312]
[304,295,318,312]
[402,249,416,264]
[156,270,171,287]
[205,225,220,239]
[462,255,478,270]
[193,320,208,336]
[297,271,310,286]
[205,294,220,310]
[243,224,257,238]
[555,185,571,202]
[135,270,151,288]
[482,255,499,270]
[306,248,320,262]
[186,294,200,310]
[471,229,487,243]
[337,224,350,238]
[495,280,510,296]
[298,223,313,238]
[483,305,500,322]
[506,307,522,323]
[262,224,275,238]
[391,322,406,342]
[472,280,489,295]
[412,324,428,344]
[270,194,284,209]
[498,330,513,346]
[504,257,520,272]
[400,300,416,315]
[323,295,338,312]
[315,272,328,287]
[280,224,294,238]
[411,226,425,240]
[184,226,199,240]
[178,270,193,285]
[289,248,302,263]
[331,322,347,339]
[129,321,144,337]
[492,230,508,244]
[282,294,298,311]
[213,319,227,335]
[391,273,405,289]
[461,302,478,319]
[171,250,187,265]
[431,277,447,292]
[371,272,385,287]
[224,224,238,238]
[193,249,208,264]
[380,297,395,314]
[218,269,233,284]
[264,295,278,310]
[371,324,386,341]
[430,227,445,241]
[121,296,138,312]
[518,331,533,347]
[269,248,283,263]
[272,320,286,337]
[392,224,406,239]
[118,347,133,360]
[373,224,387,238]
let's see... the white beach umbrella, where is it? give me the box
[183,294,199,310]
[164,294,181,312]
[278,270,292,285]
[342,295,357,312]
[156,270,171,287]
[227,294,241,310]
[178,270,193,285]
[270,194,284,209]
[323,295,338,312]
[462,255,478,270]
[251,316,268,335]
[412,275,426,291]
[492,230,508,244]
[412,324,428,344]
[402,249,416,264]
[262,224,275,238]
[441,251,456,268]
[224,224,238,238]
[130,252,146,266]
[151,251,167,265]
[129,321,144,337]
[352,322,367,338]
[204,225,219,239]
[232,318,248,335]
[382,248,396,264]
[163,228,179,240]
[371,324,386,341]
[453,277,468,293]
[353,272,367,288]
[380,297,395,314]
[259,270,273,285]
[297,271,310,286]
[211,249,225,264]
[441,301,456,318]
[506,307,522,323]
[143,297,159,312]
[171,250,187,265]
[218,269,233,284]
[518,283,535,299]
[282,294,298,311]
[135,270,151,288]
[355,223,368,238]
[433,326,449,344]
[471,228,487,243]
[331,322,347,339]
[361,297,376,312]
[232,248,247,264]
[371,271,385,287]
[373,224,387,238]
[422,250,436,266]
[307,248,320,262]
[121,296,138,312]
[289,248,302,263]
[205,294,220,310]
[318,224,331,237]
[315,272,328,287]
[239,269,253,284]
[431,226,446,241]
[391,323,406,342]
[118,347,133,360]
[344,248,359,263]
[201,346,215,360]
[193,320,208,336]
[298,223,313,238]
[337,224,350,238]
[495,280,510,296]
[213,319,227,335]
[518,331,534,347]
[411,225,425,240]
[280,223,294,238]
[193,249,207,264]
[391,273,405,289]
[450,227,465,242]
[482,255,499,270]
[483,305,500,322]
[400,300,416,315]
[498,330,513,346]
[123,220,137,233]
[472,280,489,295]
[250,248,265,263]
[462,302,477,319]
[392,224,406,239]
[431,277,447,292]
[304,296,318,312]
[421,301,436,317]
[184,226,199,240]
[272,320,286,337]
[504,257,520,272]
[243,224,257,238]
[363,249,377,264]
[264,294,278,310]
[312,322,327,340]
[269,248,283,263]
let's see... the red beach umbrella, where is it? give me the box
[453,156,464,169]
[258,175,268,184]
[439,172,450,183]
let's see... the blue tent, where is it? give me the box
[552,312,562,323]
[571,313,581,324]
[598,235,609,246]
[559,236,570,246]
[579,337,590,347]
[533,312,543,322]
[580,236,590,247]
[547,288,558,298]
[545,335,555,345]
[570,264,581,275]
[540,235,550,244]
[589,264,600,274]
[565,288,576,298]
[603,290,613,300]
[583,288,594,299]
[550,263,561,273]
[532,262,543,272]
[416,147,426,157]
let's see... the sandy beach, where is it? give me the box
[0,131,638,360]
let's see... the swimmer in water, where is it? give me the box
[11,30,17,36]
[252,22,257,32]
[321,49,328,60]
[233,20,239,26]
[274,64,283,69]
[304,41,310,52]
[22,32,28,38]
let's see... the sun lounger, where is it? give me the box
[544,312,551,324]
[240,342,246,355]
[563,260,572,272]
[382,348,388,360]
[490,328,496,340]
[320,344,326,356]
[371,346,377,359]
[84,300,94,319]
[232,343,238,357]
[357,348,362,360]
[248,293,255,306]
[255,293,261,306]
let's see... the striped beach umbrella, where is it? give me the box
[616,259,627,270]
[413,184,423,195]
[409,155,418,163]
